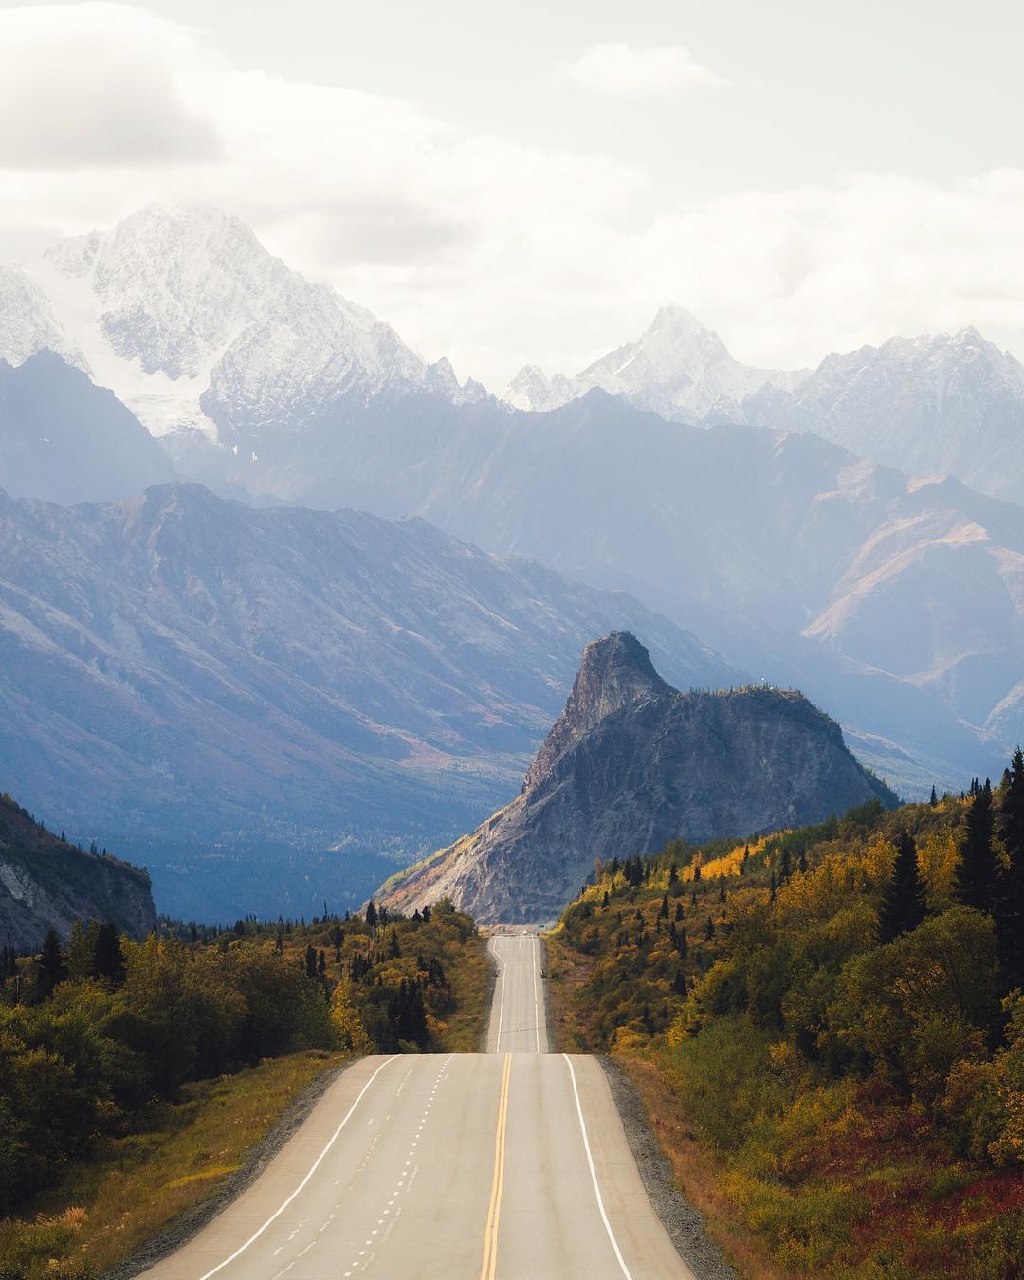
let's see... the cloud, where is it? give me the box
[0,4,220,170]
[554,42,733,97]
[0,6,1023,390]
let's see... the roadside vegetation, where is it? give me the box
[547,753,1024,1278]
[0,898,486,1278]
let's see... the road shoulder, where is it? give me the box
[598,1055,737,1280]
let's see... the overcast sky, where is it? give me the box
[2,0,1023,387]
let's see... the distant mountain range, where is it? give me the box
[509,305,1024,505]
[0,482,733,920]
[1,200,1022,854]
[382,632,896,922]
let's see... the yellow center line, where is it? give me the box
[480,1051,512,1280]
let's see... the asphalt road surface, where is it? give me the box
[138,931,693,1280]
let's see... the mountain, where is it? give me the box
[506,308,1024,506]
[0,791,156,950]
[142,375,1018,795]
[0,352,174,504]
[380,632,896,923]
[0,482,736,920]
[506,305,802,421]
[742,327,1024,503]
[13,202,483,445]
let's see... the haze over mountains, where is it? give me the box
[510,304,1024,507]
[2,201,1023,910]
[0,481,732,919]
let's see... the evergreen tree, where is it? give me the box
[956,779,998,914]
[94,921,126,986]
[997,747,1024,988]
[878,831,927,943]
[930,785,939,807]
[659,894,669,919]
[37,928,66,999]
[365,900,378,929]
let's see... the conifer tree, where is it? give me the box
[37,928,66,999]
[930,785,939,807]
[878,831,927,943]
[956,778,997,913]
[996,747,1024,988]
[94,921,126,986]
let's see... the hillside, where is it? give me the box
[0,484,734,920]
[547,754,1024,1278]
[0,791,156,949]
[381,632,895,922]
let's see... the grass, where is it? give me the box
[0,1049,347,1279]
[545,930,798,1280]
[434,934,490,1051]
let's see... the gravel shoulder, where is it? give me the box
[598,1055,737,1280]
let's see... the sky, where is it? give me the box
[1,0,1023,388]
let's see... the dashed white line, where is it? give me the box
[195,1055,398,1280]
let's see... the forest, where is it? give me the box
[0,898,485,1225]
[549,752,1024,1278]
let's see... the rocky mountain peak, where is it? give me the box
[522,631,671,794]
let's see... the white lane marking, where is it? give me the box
[562,1055,635,1280]
[493,938,506,1052]
[395,1066,414,1098]
[196,1056,399,1280]
[533,934,542,1053]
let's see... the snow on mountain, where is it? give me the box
[0,265,83,371]
[505,305,803,420]
[17,202,480,443]
[743,327,1024,503]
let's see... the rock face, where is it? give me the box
[0,792,156,951]
[381,633,897,923]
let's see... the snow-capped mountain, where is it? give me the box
[506,304,803,420]
[0,265,82,370]
[10,202,482,443]
[743,327,1024,503]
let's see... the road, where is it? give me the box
[138,932,693,1280]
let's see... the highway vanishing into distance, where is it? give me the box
[139,931,694,1280]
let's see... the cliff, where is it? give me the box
[380,633,897,922]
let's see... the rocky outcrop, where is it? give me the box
[380,633,897,923]
[0,793,156,951]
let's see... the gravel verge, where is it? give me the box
[598,1055,737,1280]
[106,1060,348,1280]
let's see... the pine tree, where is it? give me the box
[659,894,669,919]
[930,785,939,807]
[365,900,378,929]
[997,747,1024,989]
[878,831,927,943]
[94,921,126,985]
[37,928,66,999]
[956,779,998,913]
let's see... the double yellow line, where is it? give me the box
[479,1052,512,1280]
